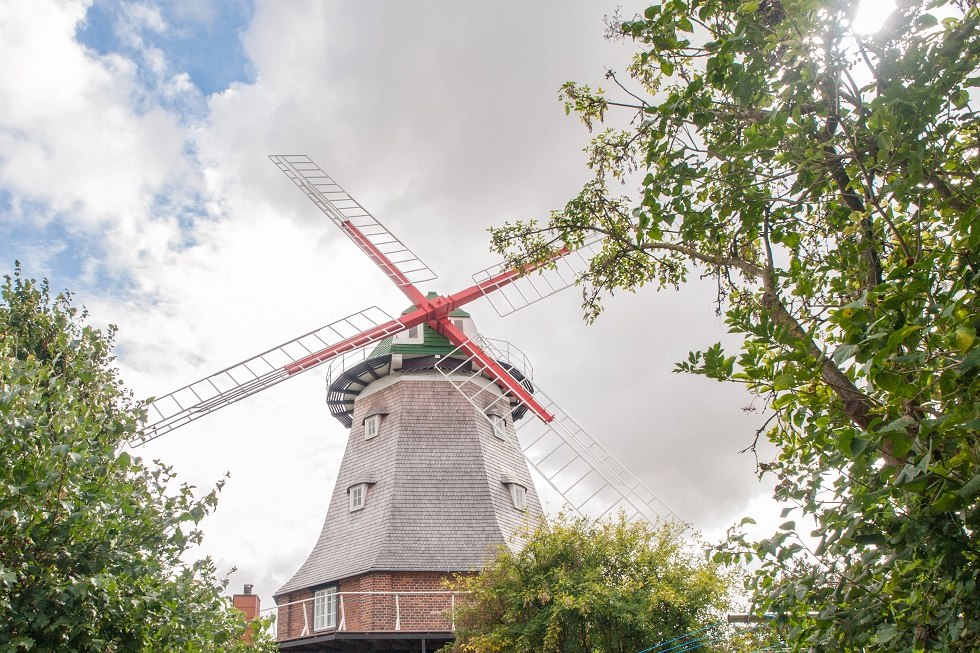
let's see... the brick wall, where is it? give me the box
[275,570,473,641]
[275,588,314,641]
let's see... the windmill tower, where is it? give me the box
[274,302,543,650]
[141,155,677,651]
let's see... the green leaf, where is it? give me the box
[876,623,898,643]
[850,437,870,457]
[886,325,922,351]
[959,473,980,500]
[832,343,860,364]
[916,13,939,29]
[771,393,795,409]
[932,492,960,511]
[953,326,976,352]
[773,374,795,391]
[880,415,914,433]
[958,348,980,373]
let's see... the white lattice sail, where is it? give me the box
[143,306,400,441]
[435,336,678,524]
[470,236,605,317]
[270,154,438,287]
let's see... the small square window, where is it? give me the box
[364,414,381,440]
[490,414,507,440]
[349,483,367,511]
[407,325,421,339]
[508,483,527,511]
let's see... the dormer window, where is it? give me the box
[449,316,473,338]
[394,324,424,345]
[508,483,527,511]
[490,414,507,440]
[364,414,381,440]
[349,482,368,511]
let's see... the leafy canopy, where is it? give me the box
[491,0,979,651]
[446,515,744,653]
[0,266,276,652]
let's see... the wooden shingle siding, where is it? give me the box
[275,371,542,605]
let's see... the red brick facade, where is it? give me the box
[275,570,471,642]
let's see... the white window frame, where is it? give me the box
[394,324,424,344]
[364,414,381,440]
[490,414,507,440]
[313,586,338,631]
[508,483,527,511]
[349,483,367,512]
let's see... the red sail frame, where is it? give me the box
[286,218,555,422]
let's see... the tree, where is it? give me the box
[0,266,277,652]
[490,1,979,651]
[446,515,743,653]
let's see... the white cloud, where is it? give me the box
[0,0,192,247]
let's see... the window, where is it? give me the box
[349,483,367,511]
[313,586,338,630]
[364,414,381,440]
[508,483,527,511]
[490,414,507,440]
[394,324,424,345]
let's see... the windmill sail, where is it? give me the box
[270,154,438,288]
[435,337,679,524]
[470,236,605,317]
[142,306,400,442]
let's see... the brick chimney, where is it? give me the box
[233,584,261,642]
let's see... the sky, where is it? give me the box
[0,0,788,612]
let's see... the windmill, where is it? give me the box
[143,155,677,650]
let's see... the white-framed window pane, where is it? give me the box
[349,483,365,511]
[491,415,507,439]
[313,587,338,630]
[509,483,527,511]
[364,414,380,440]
